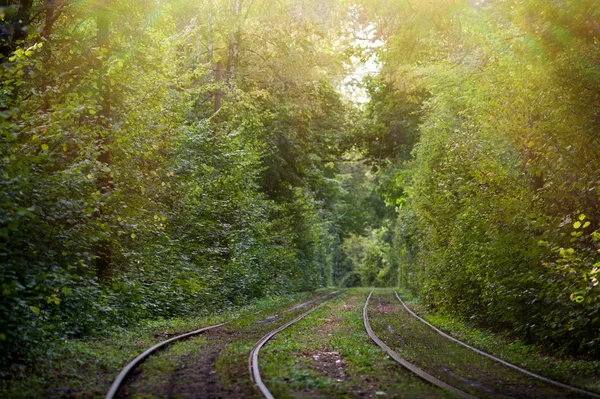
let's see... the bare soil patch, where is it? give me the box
[376,295,396,314]
[117,327,256,399]
[301,348,346,382]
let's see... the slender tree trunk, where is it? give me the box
[214,60,222,114]
[41,0,61,38]
[40,0,63,110]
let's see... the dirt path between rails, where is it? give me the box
[116,291,339,399]
[257,290,451,398]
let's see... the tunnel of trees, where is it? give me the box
[1,0,599,368]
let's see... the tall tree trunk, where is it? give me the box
[41,0,61,38]
[40,0,64,110]
[214,60,222,114]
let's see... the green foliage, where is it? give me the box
[360,0,600,356]
[4,0,598,376]
[341,226,397,287]
[0,0,352,370]
[356,76,425,168]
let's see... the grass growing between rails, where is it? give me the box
[256,288,454,398]
[369,291,578,398]
[121,289,340,398]
[0,288,337,399]
[395,289,600,397]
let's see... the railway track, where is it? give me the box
[393,291,600,399]
[363,289,478,399]
[106,289,598,399]
[105,322,226,399]
[105,290,340,399]
[249,290,341,399]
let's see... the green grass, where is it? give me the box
[0,288,336,398]
[7,287,595,399]
[135,335,210,384]
[122,288,340,398]
[256,288,454,398]
[389,289,600,397]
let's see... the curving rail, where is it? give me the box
[363,289,478,399]
[106,290,340,399]
[105,322,225,399]
[394,291,600,399]
[249,291,341,399]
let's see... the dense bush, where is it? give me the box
[359,0,600,356]
[0,0,351,368]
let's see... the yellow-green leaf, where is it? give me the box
[46,295,61,305]
[573,221,581,229]
[131,233,136,239]
[41,144,49,151]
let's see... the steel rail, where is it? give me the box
[364,290,478,399]
[105,322,225,399]
[249,291,341,399]
[394,291,600,399]
[106,290,339,399]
